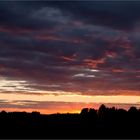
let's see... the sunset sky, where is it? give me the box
[0,1,140,114]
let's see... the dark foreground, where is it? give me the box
[0,104,140,139]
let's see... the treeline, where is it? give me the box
[0,104,140,138]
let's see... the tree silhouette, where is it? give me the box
[98,104,107,117]
[0,105,139,138]
[128,106,137,113]
[89,108,97,115]
[80,108,89,116]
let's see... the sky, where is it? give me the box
[0,0,140,114]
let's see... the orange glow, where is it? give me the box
[1,101,140,115]
[83,58,105,68]
[0,92,140,103]
[0,102,98,114]
[0,107,81,114]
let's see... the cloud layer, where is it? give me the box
[0,1,140,101]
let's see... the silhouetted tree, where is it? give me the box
[80,108,89,116]
[1,110,7,115]
[128,106,137,113]
[32,111,40,116]
[0,105,139,138]
[89,108,97,116]
[98,104,107,117]
[128,106,138,125]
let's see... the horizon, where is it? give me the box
[0,1,140,114]
[0,103,139,115]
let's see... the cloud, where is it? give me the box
[72,73,96,79]
[0,1,139,98]
[50,1,140,31]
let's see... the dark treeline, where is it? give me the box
[0,104,140,138]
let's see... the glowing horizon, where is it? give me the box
[0,92,140,114]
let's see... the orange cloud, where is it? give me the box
[83,58,105,68]
[112,68,124,73]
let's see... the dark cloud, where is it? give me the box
[0,1,139,97]
[47,1,140,31]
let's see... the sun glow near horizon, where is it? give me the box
[0,91,140,114]
[0,91,140,104]
[0,77,139,114]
